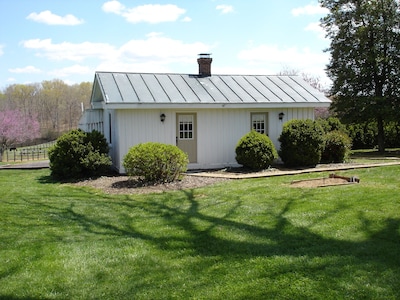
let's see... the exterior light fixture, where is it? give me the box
[160,113,166,122]
[278,112,285,121]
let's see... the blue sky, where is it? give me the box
[0,0,330,89]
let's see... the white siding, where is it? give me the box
[196,109,247,169]
[111,107,315,173]
[115,110,175,172]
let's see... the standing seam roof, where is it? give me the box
[175,75,202,103]
[166,74,187,103]
[94,72,330,105]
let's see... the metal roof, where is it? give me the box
[92,71,331,106]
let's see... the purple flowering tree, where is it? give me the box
[0,110,40,161]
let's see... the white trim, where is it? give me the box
[101,102,330,110]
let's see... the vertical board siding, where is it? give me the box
[113,107,315,172]
[115,110,175,172]
[197,109,248,168]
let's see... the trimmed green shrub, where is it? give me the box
[48,129,111,179]
[235,130,277,170]
[321,131,352,163]
[123,142,188,183]
[84,129,110,154]
[278,119,325,167]
[317,117,347,134]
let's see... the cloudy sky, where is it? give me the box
[0,1,331,88]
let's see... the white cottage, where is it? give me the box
[79,54,331,173]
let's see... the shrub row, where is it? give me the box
[279,119,352,167]
[51,118,354,183]
[50,129,189,184]
[234,119,352,170]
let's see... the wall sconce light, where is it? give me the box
[160,113,166,122]
[278,112,285,121]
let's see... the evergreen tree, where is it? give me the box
[320,0,400,152]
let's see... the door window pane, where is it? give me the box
[179,115,194,140]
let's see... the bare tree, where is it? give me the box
[1,79,92,140]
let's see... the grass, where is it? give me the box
[350,148,400,164]
[0,166,400,299]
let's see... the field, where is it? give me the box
[0,166,399,299]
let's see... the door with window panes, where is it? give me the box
[251,113,269,135]
[176,113,197,163]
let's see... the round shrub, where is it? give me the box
[123,142,188,183]
[235,130,278,170]
[317,117,347,133]
[321,131,352,163]
[278,119,325,167]
[48,129,111,179]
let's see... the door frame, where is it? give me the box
[176,113,197,163]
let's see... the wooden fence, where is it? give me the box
[2,142,55,162]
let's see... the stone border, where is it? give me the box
[186,161,400,179]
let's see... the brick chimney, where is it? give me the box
[197,53,212,77]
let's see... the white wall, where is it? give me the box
[112,107,315,173]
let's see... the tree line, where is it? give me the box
[0,79,92,142]
[3,0,400,155]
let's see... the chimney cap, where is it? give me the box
[198,53,212,59]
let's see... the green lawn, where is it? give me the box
[1,166,399,299]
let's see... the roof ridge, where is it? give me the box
[95,71,300,78]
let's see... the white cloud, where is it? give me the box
[237,44,330,83]
[0,45,3,56]
[182,16,192,22]
[26,10,84,25]
[9,66,42,74]
[118,33,210,61]
[102,1,186,24]
[22,39,117,61]
[102,0,125,14]
[216,5,234,14]
[49,65,92,77]
[21,34,212,74]
[98,34,211,73]
[291,4,329,17]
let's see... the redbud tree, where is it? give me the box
[0,110,40,160]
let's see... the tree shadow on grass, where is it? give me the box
[145,190,399,258]
[9,186,400,298]
[23,186,400,263]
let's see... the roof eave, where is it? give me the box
[100,101,331,110]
